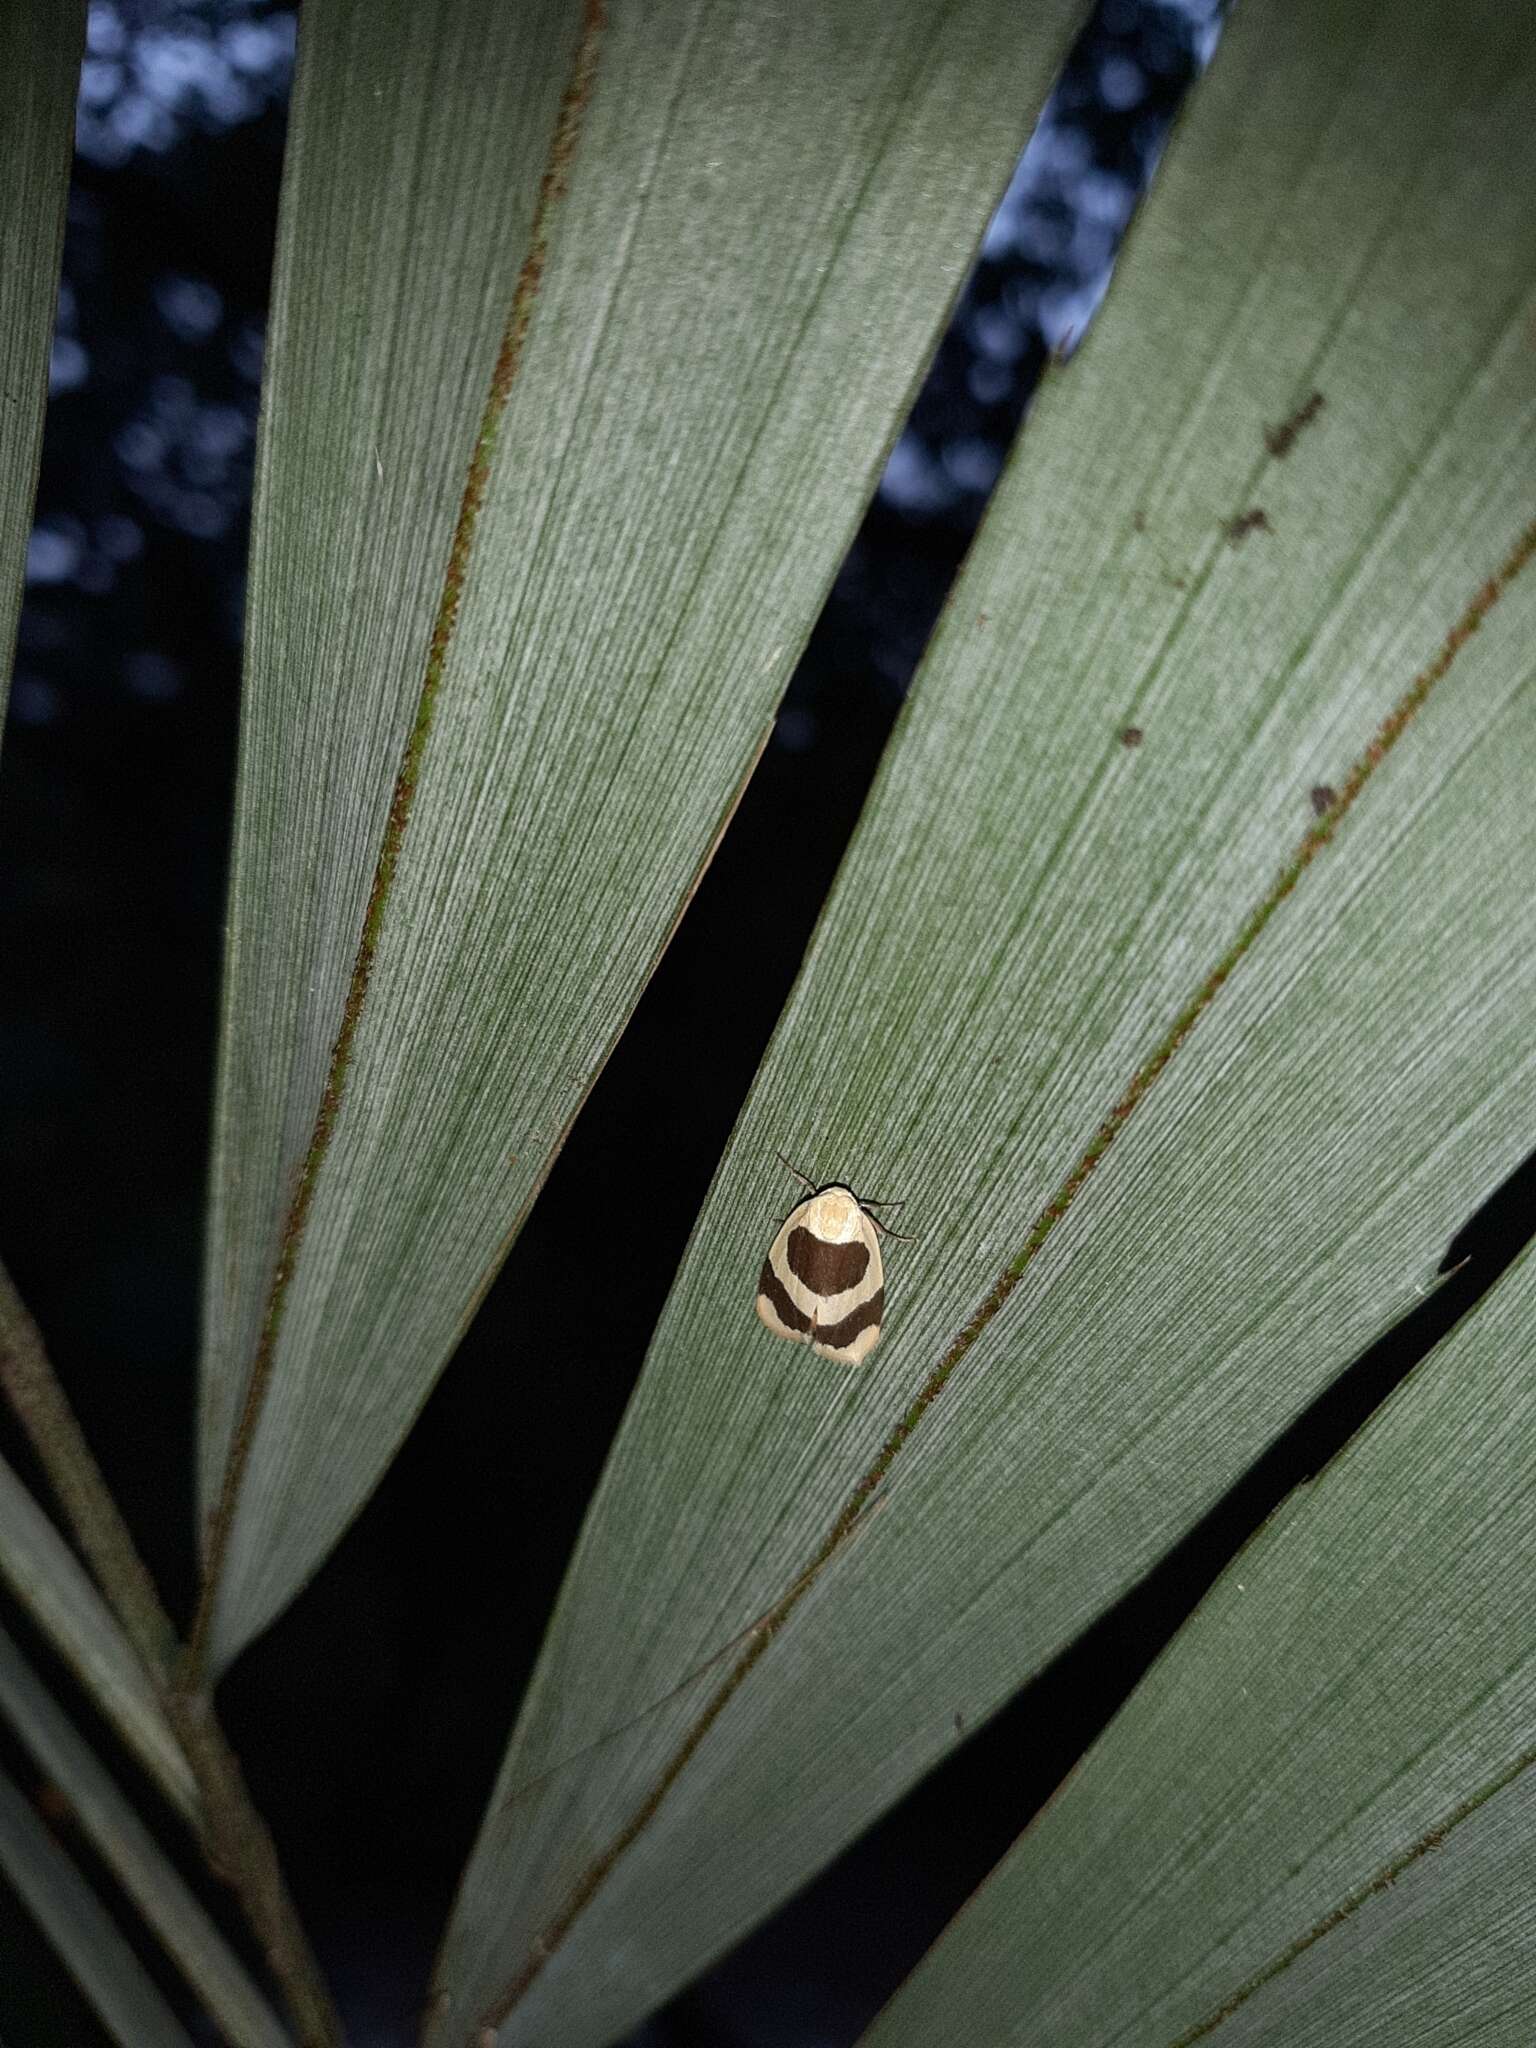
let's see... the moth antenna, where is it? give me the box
[860,1196,905,1212]
[866,1210,917,1244]
[775,1149,819,1194]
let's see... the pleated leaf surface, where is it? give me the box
[197,0,1086,1667]
[0,1628,290,2048]
[428,2,1536,2040]
[860,1240,1536,2048]
[0,1452,196,1822]
[0,1770,193,2048]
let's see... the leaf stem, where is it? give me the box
[0,1266,174,1680]
[0,1259,343,2047]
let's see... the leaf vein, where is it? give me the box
[1166,1744,1536,2047]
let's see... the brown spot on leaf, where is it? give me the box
[1265,390,1326,459]
[1120,725,1143,748]
[34,1781,71,1830]
[1224,508,1272,546]
[1310,784,1337,816]
[1132,510,1147,533]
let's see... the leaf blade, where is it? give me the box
[0,1627,291,2048]
[430,2,1536,2038]
[200,0,1093,1667]
[858,1241,1536,2048]
[0,1452,196,1823]
[0,1768,194,2048]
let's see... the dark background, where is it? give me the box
[2,3,1531,2042]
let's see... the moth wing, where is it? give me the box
[810,1211,883,1365]
[756,1202,815,1344]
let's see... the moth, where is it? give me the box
[755,1159,904,1366]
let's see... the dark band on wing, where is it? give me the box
[758,1261,812,1334]
[814,1288,884,1350]
[786,1227,869,1296]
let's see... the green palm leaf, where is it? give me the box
[0,1453,195,1822]
[428,1,1536,2039]
[859,1237,1536,2047]
[0,1628,291,2048]
[0,1769,194,2048]
[196,0,1089,1672]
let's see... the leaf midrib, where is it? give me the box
[1167,1743,1536,2048]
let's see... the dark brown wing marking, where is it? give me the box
[786,1227,869,1297]
[813,1288,884,1350]
[758,1260,812,1334]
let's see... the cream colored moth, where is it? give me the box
[755,1166,893,1365]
